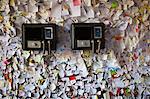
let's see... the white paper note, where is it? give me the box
[68,0,81,17]
[83,0,91,6]
[51,1,62,19]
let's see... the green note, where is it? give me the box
[111,2,118,8]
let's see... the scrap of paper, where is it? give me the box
[73,0,81,6]
[62,4,70,16]
[51,1,62,19]
[68,0,81,17]
[111,2,118,8]
[83,0,91,6]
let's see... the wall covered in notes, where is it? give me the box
[0,0,150,98]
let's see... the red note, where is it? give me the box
[69,75,76,80]
[114,36,123,41]
[73,0,81,6]
[117,88,121,95]
[133,53,138,60]
[135,26,139,33]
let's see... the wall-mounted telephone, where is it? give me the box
[71,23,105,53]
[22,24,56,54]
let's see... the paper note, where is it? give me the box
[28,4,38,13]
[114,78,125,88]
[83,0,91,6]
[0,81,4,88]
[68,0,81,17]
[25,84,35,91]
[62,4,70,16]
[86,7,95,18]
[34,54,43,63]
[76,53,89,77]
[22,51,30,59]
[73,0,81,6]
[111,2,118,8]
[51,1,62,19]
[0,71,4,80]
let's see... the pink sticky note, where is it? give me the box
[73,0,81,6]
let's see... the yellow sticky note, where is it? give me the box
[38,79,45,85]
[5,22,12,29]
[96,69,103,74]
[140,56,144,61]
[52,69,59,77]
[20,12,28,16]
[19,85,24,90]
[10,0,15,7]
[22,51,30,59]
[0,16,3,22]
[82,50,92,58]
[146,39,150,43]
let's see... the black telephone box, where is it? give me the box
[22,24,56,50]
[71,23,105,52]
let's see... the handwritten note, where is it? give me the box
[73,0,81,6]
